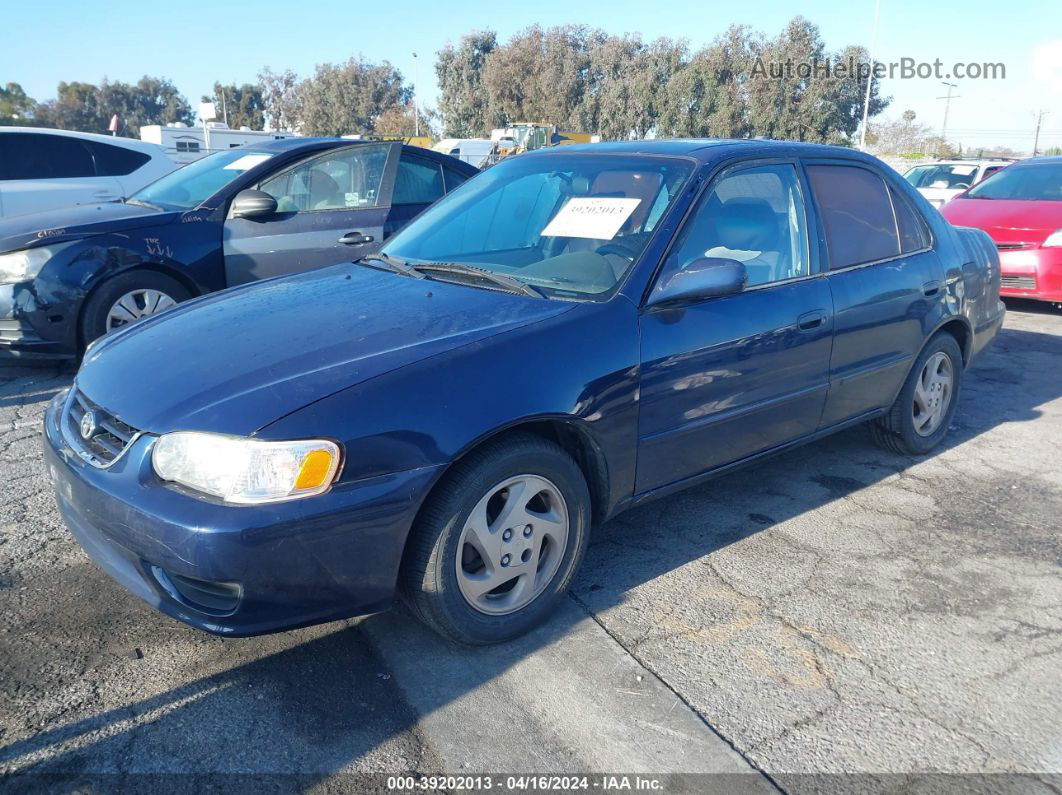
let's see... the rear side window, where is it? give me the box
[806,164,899,269]
[0,133,95,180]
[83,140,151,176]
[889,186,928,253]
[393,155,444,205]
[442,164,470,192]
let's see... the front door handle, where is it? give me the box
[338,232,374,246]
[797,310,828,332]
[923,280,942,297]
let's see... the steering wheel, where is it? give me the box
[595,240,641,260]
[954,182,971,190]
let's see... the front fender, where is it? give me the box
[259,297,642,518]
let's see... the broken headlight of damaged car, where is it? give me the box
[0,246,57,284]
[152,433,341,504]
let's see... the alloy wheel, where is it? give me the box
[455,474,569,616]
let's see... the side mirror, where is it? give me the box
[231,189,277,219]
[649,257,748,306]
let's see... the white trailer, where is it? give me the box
[140,122,299,164]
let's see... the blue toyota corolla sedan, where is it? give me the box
[44,140,1004,644]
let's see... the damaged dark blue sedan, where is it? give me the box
[44,140,1004,644]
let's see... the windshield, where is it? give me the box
[904,163,981,190]
[130,150,273,210]
[381,153,694,298]
[965,163,1062,201]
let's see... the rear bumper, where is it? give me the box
[44,390,443,636]
[998,247,1062,302]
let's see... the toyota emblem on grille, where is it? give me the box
[79,410,99,440]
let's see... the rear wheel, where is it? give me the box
[80,270,191,348]
[400,433,591,645]
[871,332,963,455]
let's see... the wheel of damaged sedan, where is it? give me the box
[400,433,591,645]
[871,331,963,456]
[80,270,191,348]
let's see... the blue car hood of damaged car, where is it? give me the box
[75,262,575,435]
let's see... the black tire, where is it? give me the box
[80,270,191,348]
[871,332,963,456]
[400,433,591,645]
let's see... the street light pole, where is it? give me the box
[938,81,959,145]
[1033,109,1048,156]
[412,51,420,138]
[859,0,881,151]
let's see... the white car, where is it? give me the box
[902,159,1014,208]
[0,127,177,218]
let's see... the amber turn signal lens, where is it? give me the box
[295,450,336,490]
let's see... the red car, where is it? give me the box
[942,157,1062,305]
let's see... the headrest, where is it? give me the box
[715,199,779,252]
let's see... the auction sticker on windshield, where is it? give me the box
[541,197,641,240]
[223,154,273,171]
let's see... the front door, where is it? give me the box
[636,161,834,494]
[222,143,398,285]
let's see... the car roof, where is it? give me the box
[523,138,886,165]
[243,137,476,169]
[0,126,164,153]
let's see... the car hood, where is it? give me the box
[0,201,175,253]
[942,198,1062,243]
[76,263,576,435]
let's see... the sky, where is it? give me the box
[3,0,1061,153]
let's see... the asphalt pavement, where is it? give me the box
[1,301,1060,793]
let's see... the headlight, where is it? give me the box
[1043,229,1062,248]
[0,246,55,284]
[152,432,342,504]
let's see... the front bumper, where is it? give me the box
[998,247,1062,303]
[43,390,443,636]
[0,282,77,359]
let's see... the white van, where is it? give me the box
[433,138,496,168]
[0,128,176,218]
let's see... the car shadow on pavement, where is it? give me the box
[2,323,1061,788]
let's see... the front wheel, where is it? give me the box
[80,270,191,348]
[871,332,963,455]
[400,433,591,645]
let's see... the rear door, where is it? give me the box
[222,143,398,285]
[0,132,122,217]
[803,160,938,426]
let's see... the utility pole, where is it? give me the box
[938,81,959,146]
[859,0,881,151]
[1033,109,1048,156]
[412,51,420,138]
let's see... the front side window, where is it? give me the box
[966,164,1062,201]
[130,149,273,210]
[259,144,389,212]
[657,163,811,289]
[807,164,900,269]
[382,153,693,298]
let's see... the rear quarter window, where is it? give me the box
[84,141,152,176]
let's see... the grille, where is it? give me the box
[63,390,141,467]
[1000,276,1036,291]
[996,242,1033,251]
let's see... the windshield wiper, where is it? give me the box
[124,197,160,210]
[358,253,425,279]
[408,262,544,297]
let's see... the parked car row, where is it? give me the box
[37,138,1004,644]
[0,138,476,357]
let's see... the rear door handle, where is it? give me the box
[338,232,374,246]
[797,310,828,332]
[923,280,942,297]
